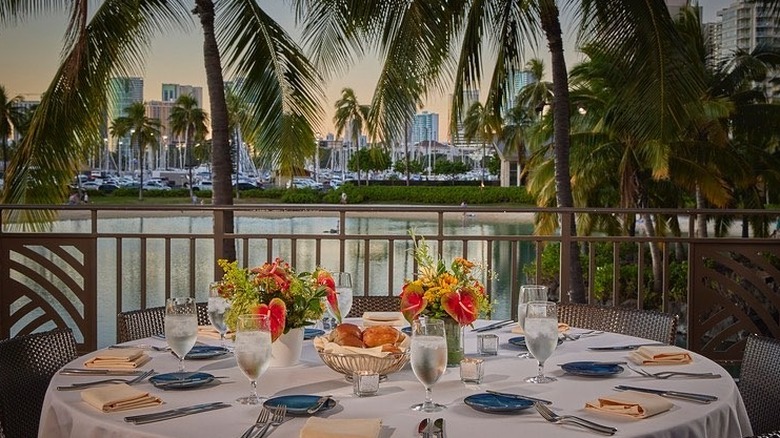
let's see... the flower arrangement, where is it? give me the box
[399,233,492,326]
[214,258,336,341]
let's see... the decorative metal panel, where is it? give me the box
[0,236,97,352]
[689,242,780,363]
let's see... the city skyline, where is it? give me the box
[0,1,732,139]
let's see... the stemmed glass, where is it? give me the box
[410,318,448,412]
[207,282,231,347]
[517,285,548,358]
[234,314,273,405]
[523,301,559,383]
[164,297,198,373]
[326,272,354,321]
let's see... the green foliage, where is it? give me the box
[321,186,533,205]
[348,147,391,173]
[394,158,425,174]
[434,160,471,177]
[281,188,323,203]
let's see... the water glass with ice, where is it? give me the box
[523,301,559,383]
[207,282,231,346]
[234,314,273,405]
[164,297,198,372]
[410,318,447,412]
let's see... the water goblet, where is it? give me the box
[410,318,448,412]
[234,314,273,405]
[326,272,353,321]
[517,285,548,358]
[164,297,198,372]
[207,282,231,347]
[523,301,559,383]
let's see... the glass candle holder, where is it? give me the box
[352,371,380,396]
[460,357,484,384]
[477,333,499,355]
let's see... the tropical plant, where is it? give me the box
[110,102,161,200]
[1,1,322,259]
[0,85,24,175]
[462,101,501,186]
[169,94,209,199]
[334,88,370,185]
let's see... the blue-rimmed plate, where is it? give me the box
[507,336,563,349]
[464,393,534,414]
[149,372,214,389]
[264,395,337,416]
[560,361,624,377]
[184,345,230,360]
[304,328,325,340]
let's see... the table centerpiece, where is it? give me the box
[400,232,492,366]
[214,258,336,366]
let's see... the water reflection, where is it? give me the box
[49,215,535,346]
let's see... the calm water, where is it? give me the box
[48,215,534,346]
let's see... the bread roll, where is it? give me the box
[332,323,363,346]
[338,334,365,348]
[362,325,400,348]
[380,344,402,354]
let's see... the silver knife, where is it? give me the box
[614,385,718,403]
[60,368,144,376]
[588,343,663,351]
[124,402,230,424]
[472,319,515,332]
[485,390,553,405]
[306,395,333,414]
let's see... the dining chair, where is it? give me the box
[743,431,780,438]
[738,334,780,435]
[0,328,78,438]
[116,302,211,343]
[347,296,401,318]
[558,303,678,345]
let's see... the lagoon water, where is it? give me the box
[50,214,535,346]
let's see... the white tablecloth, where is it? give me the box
[39,320,753,438]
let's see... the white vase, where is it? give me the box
[270,327,304,367]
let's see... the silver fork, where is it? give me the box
[253,405,286,438]
[56,369,155,391]
[626,364,721,379]
[535,402,617,435]
[240,408,270,438]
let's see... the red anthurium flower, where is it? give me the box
[440,287,479,325]
[400,282,427,324]
[253,297,287,341]
[316,269,336,290]
[325,286,341,323]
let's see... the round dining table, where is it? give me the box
[39,319,753,438]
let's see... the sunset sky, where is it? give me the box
[0,1,732,138]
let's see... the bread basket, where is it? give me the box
[316,348,409,381]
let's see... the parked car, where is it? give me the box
[234,181,260,191]
[192,180,213,191]
[98,183,120,194]
[141,181,171,191]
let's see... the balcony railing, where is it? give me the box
[1,204,778,364]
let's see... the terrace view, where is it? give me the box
[1,1,780,438]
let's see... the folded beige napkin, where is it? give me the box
[585,390,673,418]
[84,349,151,369]
[362,312,407,327]
[197,325,232,339]
[81,383,163,413]
[511,322,570,334]
[313,334,410,357]
[300,417,382,438]
[629,345,692,365]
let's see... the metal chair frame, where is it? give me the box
[739,334,780,435]
[347,296,401,318]
[116,302,210,343]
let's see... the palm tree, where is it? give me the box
[110,102,161,200]
[0,85,24,176]
[333,88,369,185]
[462,101,501,186]
[295,0,709,303]
[169,94,209,200]
[1,2,322,260]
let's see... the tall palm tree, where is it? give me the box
[1,1,322,260]
[169,94,209,200]
[110,102,161,200]
[333,88,369,185]
[0,85,24,176]
[462,101,501,186]
[295,0,707,303]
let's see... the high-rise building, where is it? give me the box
[703,21,723,68]
[161,83,203,107]
[107,77,143,171]
[449,89,480,148]
[9,98,39,142]
[507,70,536,113]
[714,0,780,99]
[411,111,439,145]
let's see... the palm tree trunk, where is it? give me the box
[695,185,707,237]
[138,143,144,201]
[641,213,663,296]
[196,0,235,262]
[185,125,194,200]
[405,120,410,186]
[539,0,586,303]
